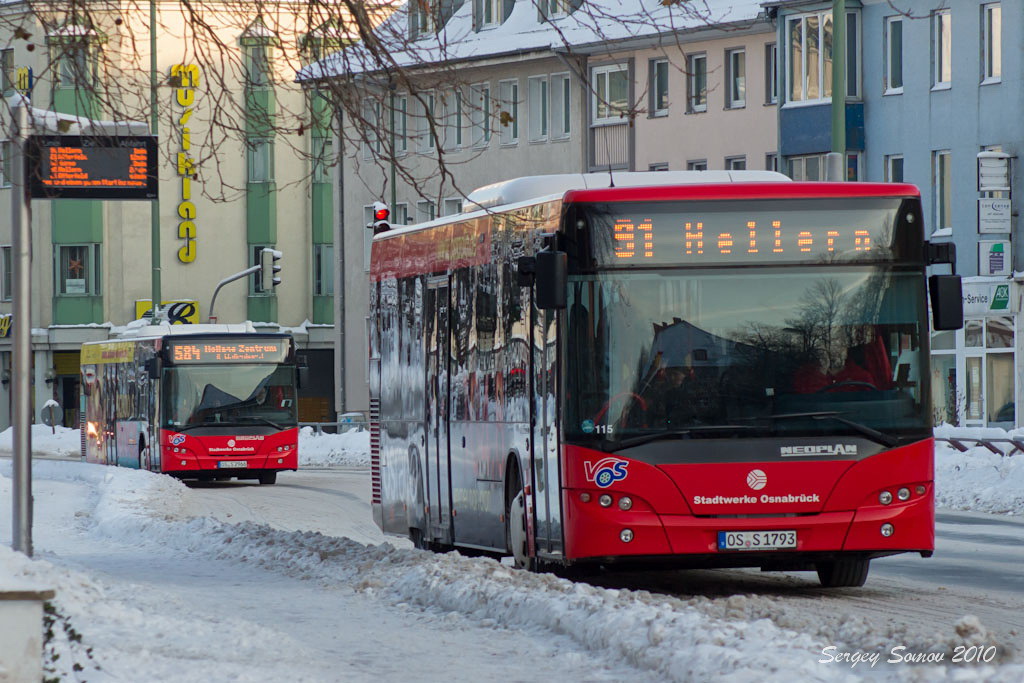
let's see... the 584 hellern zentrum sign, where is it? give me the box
[26,135,159,200]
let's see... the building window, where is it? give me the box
[56,244,100,296]
[418,91,436,152]
[932,150,952,234]
[0,49,13,95]
[394,202,410,225]
[1,245,11,301]
[884,154,904,183]
[480,0,502,28]
[471,82,491,146]
[443,198,462,216]
[687,159,707,171]
[787,154,826,181]
[247,138,274,183]
[933,9,951,89]
[244,44,272,89]
[416,200,436,223]
[766,153,778,172]
[764,43,778,104]
[885,16,903,93]
[982,4,1001,84]
[648,162,668,171]
[725,49,745,108]
[410,0,437,39]
[787,12,832,103]
[543,0,572,19]
[528,76,549,142]
[846,152,861,181]
[313,244,333,296]
[55,42,97,90]
[687,53,707,113]
[551,73,571,139]
[0,139,10,188]
[498,80,519,145]
[650,59,668,116]
[591,63,629,125]
[725,156,746,171]
[312,136,332,183]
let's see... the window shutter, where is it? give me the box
[441,0,462,28]
[472,0,482,31]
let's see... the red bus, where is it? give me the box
[368,172,962,586]
[81,326,301,485]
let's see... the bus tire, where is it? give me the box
[505,464,532,570]
[258,471,278,485]
[816,558,870,587]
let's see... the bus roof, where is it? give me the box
[81,322,261,346]
[563,181,922,204]
[463,170,789,211]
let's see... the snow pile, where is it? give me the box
[4,460,1017,681]
[0,424,80,458]
[934,426,1024,515]
[298,427,370,467]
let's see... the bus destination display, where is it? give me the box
[27,135,159,200]
[168,340,289,364]
[582,199,910,266]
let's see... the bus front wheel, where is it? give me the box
[505,466,532,570]
[816,558,870,587]
[258,471,278,485]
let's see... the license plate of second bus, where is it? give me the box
[217,460,247,469]
[717,530,797,551]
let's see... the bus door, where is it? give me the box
[532,304,564,557]
[425,277,454,544]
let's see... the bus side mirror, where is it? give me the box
[535,251,567,310]
[297,365,310,389]
[145,357,162,380]
[929,274,964,331]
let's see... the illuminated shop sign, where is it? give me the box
[172,63,201,264]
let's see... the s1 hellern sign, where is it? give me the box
[25,135,158,200]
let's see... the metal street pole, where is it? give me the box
[11,100,33,556]
[150,0,162,315]
[829,0,847,181]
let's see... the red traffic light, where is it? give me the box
[374,207,390,221]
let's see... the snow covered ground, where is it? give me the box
[934,425,1024,516]
[0,426,1022,681]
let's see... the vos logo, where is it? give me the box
[170,434,186,446]
[584,457,629,488]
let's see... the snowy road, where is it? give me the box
[2,458,1023,681]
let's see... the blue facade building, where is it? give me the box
[769,0,1021,428]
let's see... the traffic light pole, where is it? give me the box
[207,249,281,323]
[11,100,33,556]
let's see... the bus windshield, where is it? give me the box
[162,364,298,430]
[564,266,930,445]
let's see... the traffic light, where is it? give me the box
[367,200,391,233]
[260,248,282,292]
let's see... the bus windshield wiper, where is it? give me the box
[170,417,289,431]
[743,411,899,448]
[606,426,760,451]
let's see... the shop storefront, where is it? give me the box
[931,279,1019,428]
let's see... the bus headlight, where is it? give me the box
[620,529,634,543]
[881,523,894,537]
[618,496,633,511]
[897,487,911,501]
[599,494,612,507]
[878,491,893,505]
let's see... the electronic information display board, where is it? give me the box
[166,338,291,364]
[26,135,159,200]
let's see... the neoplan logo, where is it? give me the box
[780,444,858,457]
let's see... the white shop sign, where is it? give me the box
[978,198,1012,233]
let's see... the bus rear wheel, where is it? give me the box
[505,466,532,570]
[258,471,278,485]
[816,558,870,587]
